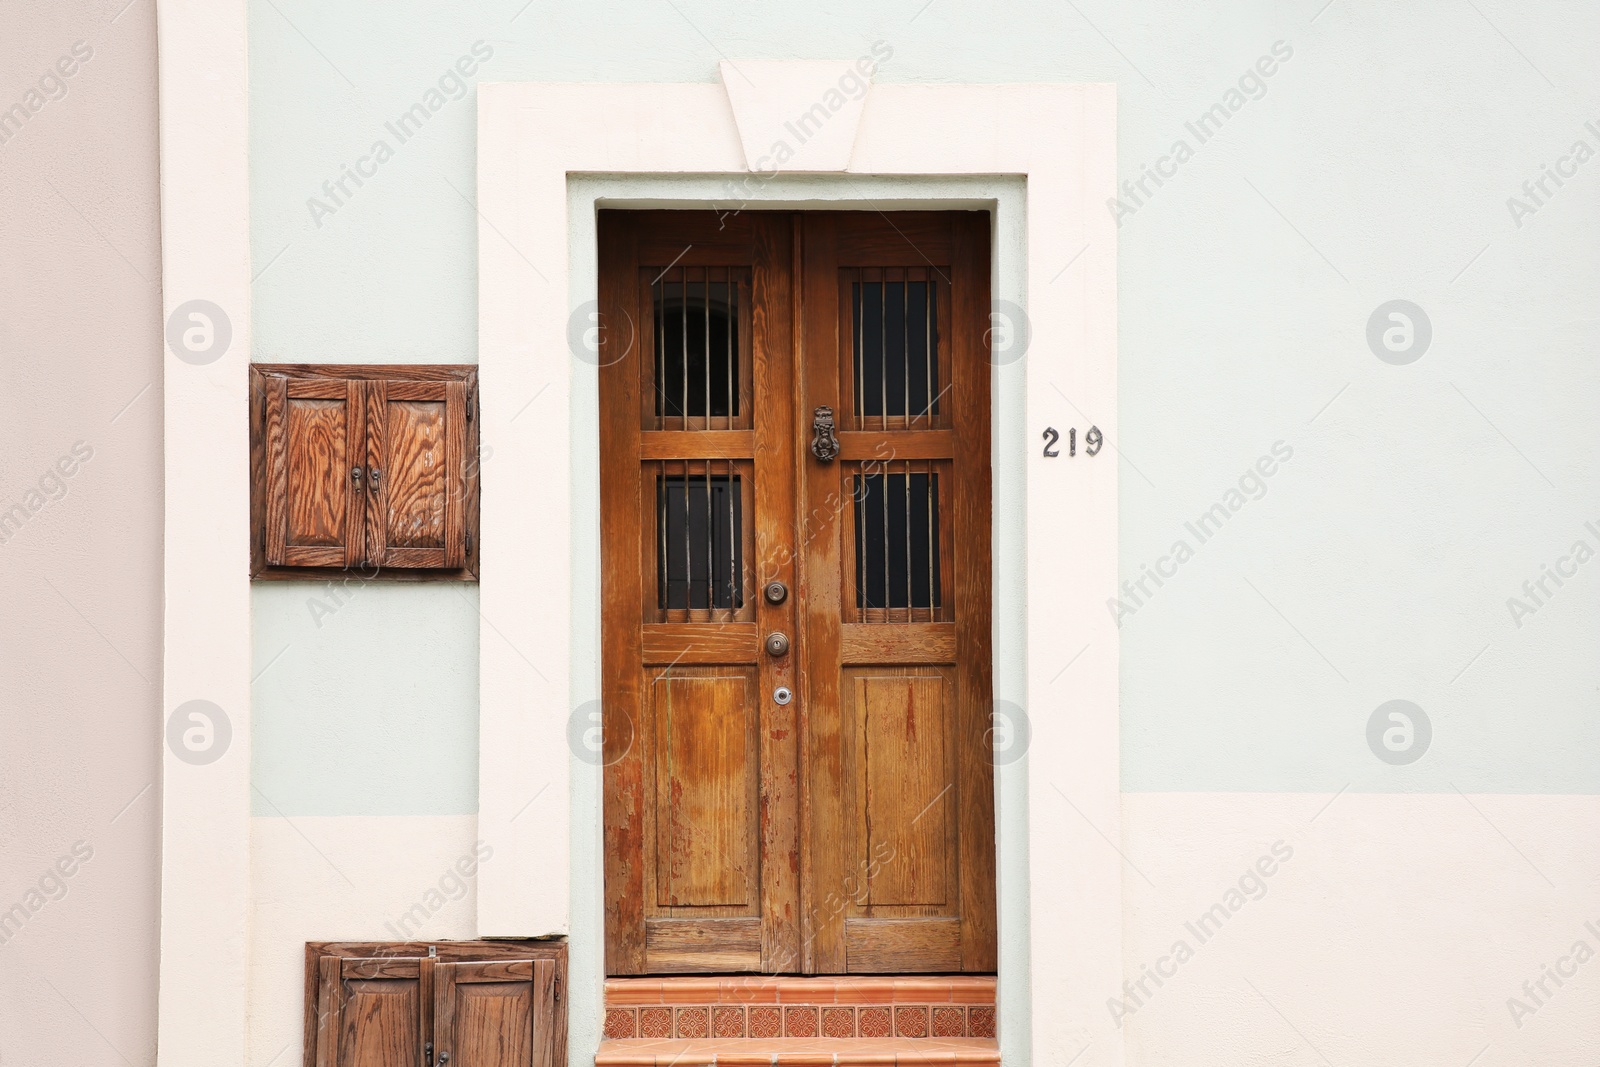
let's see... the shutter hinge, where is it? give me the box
[466,387,474,421]
[553,973,561,1003]
[465,529,473,556]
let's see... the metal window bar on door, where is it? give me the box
[849,461,945,623]
[847,268,943,430]
[653,460,749,623]
[650,266,748,431]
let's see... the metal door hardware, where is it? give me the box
[764,632,790,657]
[773,686,793,706]
[764,580,788,605]
[810,406,839,461]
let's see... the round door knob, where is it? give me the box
[764,631,790,657]
[764,580,788,605]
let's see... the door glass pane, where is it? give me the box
[654,271,739,423]
[852,276,938,424]
[658,473,744,611]
[854,469,941,615]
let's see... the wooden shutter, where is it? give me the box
[305,942,565,1067]
[433,959,557,1067]
[365,379,468,570]
[263,374,366,568]
[252,365,479,579]
[314,954,424,1067]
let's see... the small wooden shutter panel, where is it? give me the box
[433,959,556,1067]
[264,375,365,568]
[366,379,467,570]
[315,954,425,1067]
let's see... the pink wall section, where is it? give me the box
[0,1,162,1062]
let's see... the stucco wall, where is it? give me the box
[238,2,1600,1065]
[0,1,163,1063]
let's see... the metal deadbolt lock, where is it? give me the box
[764,631,790,657]
[764,580,788,605]
[773,686,793,706]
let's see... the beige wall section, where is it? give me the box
[0,1,162,1063]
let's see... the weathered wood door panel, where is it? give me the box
[601,212,800,975]
[315,956,423,1067]
[365,379,467,570]
[601,211,993,975]
[434,960,557,1067]
[265,376,366,569]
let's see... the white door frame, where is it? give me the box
[475,71,1120,1066]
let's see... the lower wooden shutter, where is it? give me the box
[315,954,424,1067]
[433,960,556,1067]
[307,946,562,1067]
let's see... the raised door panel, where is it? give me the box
[434,959,556,1067]
[650,669,759,909]
[850,670,953,908]
[266,377,364,568]
[366,379,466,570]
[316,955,423,1067]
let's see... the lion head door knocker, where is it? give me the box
[810,405,840,462]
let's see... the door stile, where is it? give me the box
[950,214,997,971]
[600,216,648,974]
[752,215,802,972]
[796,213,848,973]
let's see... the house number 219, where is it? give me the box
[1042,426,1102,458]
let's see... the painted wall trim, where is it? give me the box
[477,77,1119,1066]
[156,0,253,1064]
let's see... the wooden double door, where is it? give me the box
[599,211,994,975]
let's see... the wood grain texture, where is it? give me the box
[798,212,847,974]
[285,398,351,548]
[843,918,962,973]
[802,213,994,974]
[338,975,420,1067]
[651,670,758,908]
[639,431,755,460]
[602,212,800,975]
[949,214,997,972]
[303,942,566,1067]
[839,624,956,665]
[836,430,954,461]
[641,624,759,664]
[258,363,476,383]
[752,212,802,974]
[602,211,991,977]
[601,214,649,974]
[435,959,556,1067]
[382,398,446,549]
[854,671,950,907]
[645,918,763,972]
[251,364,478,579]
[316,955,341,1067]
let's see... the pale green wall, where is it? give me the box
[250,0,1600,804]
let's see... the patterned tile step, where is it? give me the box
[594,1037,1000,1066]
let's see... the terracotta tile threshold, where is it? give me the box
[594,1037,1000,1066]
